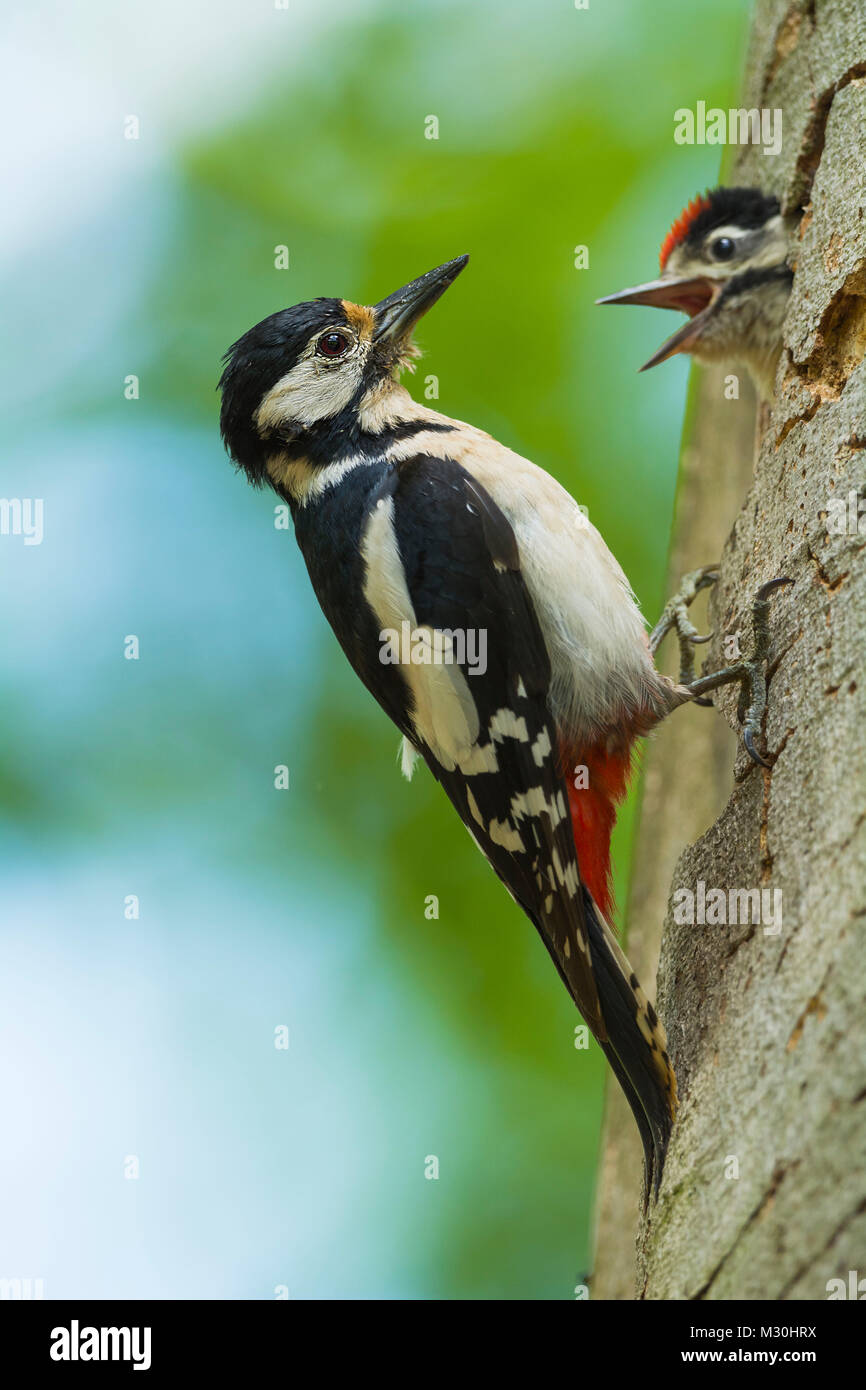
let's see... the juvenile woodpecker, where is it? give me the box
[219,255,786,1193]
[598,186,794,397]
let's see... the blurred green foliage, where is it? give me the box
[5,0,753,1298]
[150,0,751,1296]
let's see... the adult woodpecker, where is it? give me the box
[598,186,794,397]
[219,254,787,1194]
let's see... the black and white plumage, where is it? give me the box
[219,257,679,1193]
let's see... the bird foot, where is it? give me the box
[653,571,793,767]
[649,564,719,698]
[685,576,793,767]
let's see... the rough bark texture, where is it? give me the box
[592,0,866,1300]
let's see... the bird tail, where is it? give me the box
[583,887,677,1196]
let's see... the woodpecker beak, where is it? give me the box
[596,275,721,371]
[373,255,469,343]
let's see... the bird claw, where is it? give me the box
[649,564,719,688]
[743,726,767,769]
[684,576,794,767]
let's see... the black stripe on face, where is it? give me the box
[275,411,455,467]
[717,263,793,304]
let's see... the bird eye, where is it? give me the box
[316,331,351,359]
[710,236,736,261]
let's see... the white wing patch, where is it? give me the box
[458,742,499,775]
[510,784,568,829]
[551,846,581,899]
[489,708,529,743]
[531,727,552,767]
[455,703,534,779]
[489,818,526,853]
[362,496,480,772]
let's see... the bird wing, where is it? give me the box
[359,451,605,1038]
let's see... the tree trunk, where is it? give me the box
[592,0,866,1300]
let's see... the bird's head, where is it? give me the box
[219,254,468,484]
[597,187,794,397]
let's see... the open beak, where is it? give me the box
[374,255,469,343]
[596,274,721,371]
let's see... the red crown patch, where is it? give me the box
[659,192,713,270]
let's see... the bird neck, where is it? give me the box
[263,379,456,507]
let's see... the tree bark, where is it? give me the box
[592,0,866,1300]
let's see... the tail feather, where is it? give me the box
[584,888,677,1195]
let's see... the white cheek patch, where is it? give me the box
[255,346,364,432]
